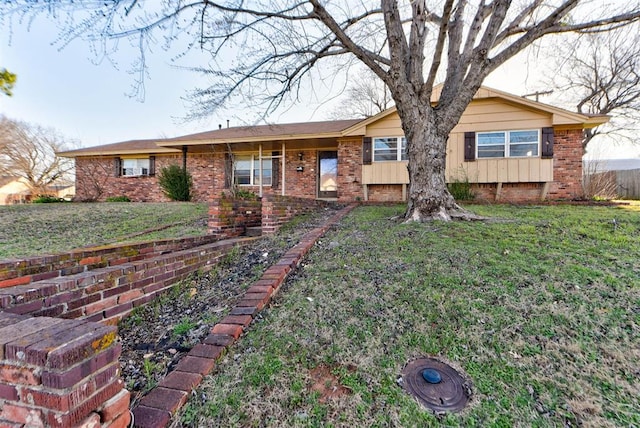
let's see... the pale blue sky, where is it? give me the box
[1,16,638,160]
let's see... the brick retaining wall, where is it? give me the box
[0,238,255,324]
[261,195,335,234]
[209,195,338,237]
[0,312,129,428]
[0,235,223,290]
[208,197,263,238]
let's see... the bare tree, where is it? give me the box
[0,116,76,195]
[330,68,393,119]
[544,24,640,150]
[4,1,640,221]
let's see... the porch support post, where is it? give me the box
[182,146,187,171]
[281,141,286,196]
[259,143,263,198]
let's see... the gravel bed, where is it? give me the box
[117,206,343,407]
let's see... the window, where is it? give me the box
[122,158,150,176]
[373,137,407,162]
[477,129,539,159]
[234,154,272,186]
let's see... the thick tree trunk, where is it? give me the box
[400,107,471,222]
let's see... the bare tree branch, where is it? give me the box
[0,116,76,194]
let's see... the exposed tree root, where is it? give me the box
[403,204,488,223]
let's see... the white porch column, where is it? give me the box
[259,143,263,198]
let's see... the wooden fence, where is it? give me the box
[584,168,640,199]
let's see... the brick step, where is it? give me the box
[0,237,257,324]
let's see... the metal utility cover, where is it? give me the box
[401,357,471,413]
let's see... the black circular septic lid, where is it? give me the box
[401,357,471,413]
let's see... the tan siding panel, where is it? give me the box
[362,163,409,184]
[540,159,553,182]
[366,115,403,137]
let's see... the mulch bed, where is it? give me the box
[117,205,345,407]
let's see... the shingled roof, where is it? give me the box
[58,139,181,157]
[159,119,363,145]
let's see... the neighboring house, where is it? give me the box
[60,86,607,203]
[0,176,76,205]
[0,176,30,205]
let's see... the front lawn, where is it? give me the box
[0,202,208,259]
[180,203,640,427]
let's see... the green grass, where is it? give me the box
[0,202,208,258]
[180,203,640,427]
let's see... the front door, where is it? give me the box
[318,151,338,199]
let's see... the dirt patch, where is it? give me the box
[309,364,355,403]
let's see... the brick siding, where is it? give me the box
[548,128,584,200]
[337,138,364,202]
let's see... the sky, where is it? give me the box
[1,11,639,160]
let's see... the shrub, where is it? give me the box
[158,165,193,201]
[447,169,475,201]
[32,195,65,203]
[106,196,131,202]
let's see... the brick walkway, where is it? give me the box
[130,204,356,428]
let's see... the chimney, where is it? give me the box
[218,124,222,129]
[227,120,230,128]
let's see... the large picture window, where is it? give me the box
[122,158,150,176]
[234,154,272,186]
[373,137,407,162]
[477,129,539,158]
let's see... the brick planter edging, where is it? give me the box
[130,203,357,428]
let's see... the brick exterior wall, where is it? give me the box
[548,128,585,200]
[75,154,217,202]
[472,183,546,203]
[368,184,404,202]
[337,138,364,202]
[0,312,129,428]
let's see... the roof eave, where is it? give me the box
[157,130,354,147]
[58,147,181,158]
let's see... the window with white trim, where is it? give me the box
[477,129,539,159]
[234,154,272,186]
[373,137,407,162]
[122,158,150,176]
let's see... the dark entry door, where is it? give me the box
[318,151,338,198]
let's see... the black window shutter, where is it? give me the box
[149,156,156,176]
[114,157,121,177]
[464,132,476,161]
[272,151,280,188]
[541,127,554,159]
[363,137,372,165]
